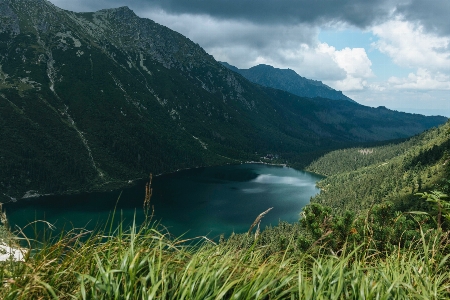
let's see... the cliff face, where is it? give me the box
[0,0,446,200]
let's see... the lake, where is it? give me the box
[4,164,322,240]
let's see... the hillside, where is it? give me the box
[1,122,450,298]
[306,120,450,214]
[0,0,446,201]
[221,62,355,102]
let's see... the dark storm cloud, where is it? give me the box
[141,0,395,28]
[59,0,393,27]
[52,0,450,36]
[397,0,450,36]
[49,0,125,13]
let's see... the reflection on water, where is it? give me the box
[253,174,311,186]
[5,164,323,240]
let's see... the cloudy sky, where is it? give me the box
[49,0,450,116]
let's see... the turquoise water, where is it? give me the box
[5,164,322,239]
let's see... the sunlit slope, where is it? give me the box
[307,121,450,214]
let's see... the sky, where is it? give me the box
[48,0,450,117]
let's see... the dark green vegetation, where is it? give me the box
[1,216,450,299]
[306,121,450,215]
[0,0,446,201]
[1,114,450,299]
[221,62,356,102]
[218,120,450,256]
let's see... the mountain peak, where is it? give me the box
[101,6,133,13]
[251,64,301,77]
[97,6,137,19]
[222,62,355,102]
[252,64,273,69]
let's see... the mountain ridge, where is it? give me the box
[220,62,356,102]
[0,0,446,200]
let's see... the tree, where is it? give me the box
[299,203,355,251]
[416,191,450,230]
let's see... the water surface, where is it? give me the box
[5,164,322,239]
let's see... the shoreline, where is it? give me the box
[4,160,325,203]
[245,161,288,168]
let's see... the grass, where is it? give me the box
[0,216,449,299]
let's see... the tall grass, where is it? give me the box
[0,217,449,299]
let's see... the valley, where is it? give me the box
[1,0,450,298]
[0,0,447,201]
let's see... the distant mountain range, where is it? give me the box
[0,0,446,200]
[221,62,355,102]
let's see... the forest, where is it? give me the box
[0,121,449,298]
[306,122,450,215]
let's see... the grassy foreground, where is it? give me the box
[0,217,449,299]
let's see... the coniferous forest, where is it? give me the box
[1,121,449,299]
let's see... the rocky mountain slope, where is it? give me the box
[221,62,355,102]
[0,0,446,200]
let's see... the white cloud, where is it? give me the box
[372,19,450,72]
[246,44,347,81]
[318,44,374,91]
[369,19,450,98]
[388,68,450,90]
[333,48,374,78]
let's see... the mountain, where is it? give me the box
[0,0,446,200]
[221,62,356,102]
